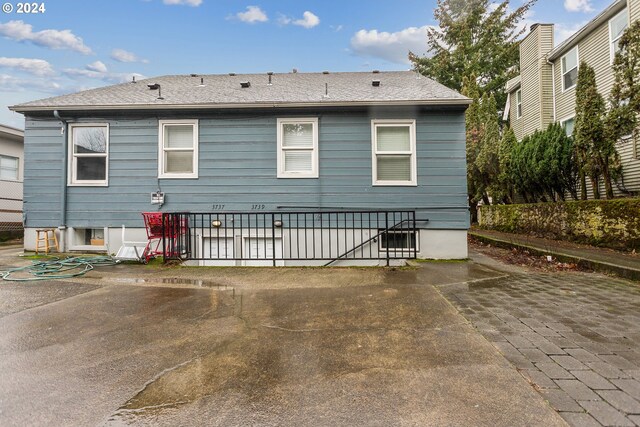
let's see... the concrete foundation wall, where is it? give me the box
[24,227,469,261]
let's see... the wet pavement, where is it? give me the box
[0,248,565,427]
[439,267,640,426]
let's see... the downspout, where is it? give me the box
[53,110,68,251]
[549,59,556,122]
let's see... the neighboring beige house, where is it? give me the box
[0,124,24,232]
[505,0,640,196]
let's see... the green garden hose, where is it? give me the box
[0,256,119,282]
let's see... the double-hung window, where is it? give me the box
[561,117,575,137]
[277,118,318,178]
[561,47,578,91]
[69,124,109,186]
[158,119,198,179]
[0,155,19,181]
[516,89,522,119]
[609,8,628,63]
[372,120,417,186]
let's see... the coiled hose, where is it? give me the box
[0,256,119,281]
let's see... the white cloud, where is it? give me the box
[63,62,145,84]
[110,48,148,63]
[279,11,320,29]
[235,6,268,23]
[350,26,433,64]
[86,60,108,73]
[331,25,344,32]
[555,21,588,44]
[564,0,594,13]
[163,0,202,6]
[0,57,54,76]
[293,11,320,29]
[0,73,62,93]
[0,20,92,54]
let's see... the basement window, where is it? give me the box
[70,228,105,249]
[379,230,417,251]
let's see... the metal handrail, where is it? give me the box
[323,218,416,266]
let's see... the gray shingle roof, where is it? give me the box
[10,71,469,112]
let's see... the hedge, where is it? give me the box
[478,198,640,251]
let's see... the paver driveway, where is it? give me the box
[439,271,640,427]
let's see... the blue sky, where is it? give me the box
[0,0,618,128]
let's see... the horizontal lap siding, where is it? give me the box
[24,110,469,230]
[552,5,640,195]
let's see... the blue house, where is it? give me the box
[11,71,470,265]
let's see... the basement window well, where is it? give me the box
[70,228,106,249]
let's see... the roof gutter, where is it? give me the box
[0,125,24,138]
[547,0,626,61]
[10,98,473,113]
[53,110,69,251]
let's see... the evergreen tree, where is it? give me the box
[476,93,501,201]
[605,20,640,191]
[507,124,577,202]
[574,63,607,199]
[462,75,485,219]
[410,0,536,108]
[498,127,516,203]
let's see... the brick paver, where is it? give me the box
[440,272,640,427]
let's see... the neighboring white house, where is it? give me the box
[505,0,640,197]
[0,124,24,233]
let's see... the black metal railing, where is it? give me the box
[162,210,418,266]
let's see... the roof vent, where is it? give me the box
[292,68,298,73]
[372,70,380,74]
[267,71,273,85]
[322,71,329,74]
[147,83,164,100]
[131,76,137,83]
[190,73,198,77]
[229,72,236,76]
[198,77,205,87]
[240,81,251,88]
[372,80,381,87]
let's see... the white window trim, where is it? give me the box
[516,89,522,119]
[609,8,629,64]
[0,154,19,181]
[560,115,576,136]
[68,123,109,187]
[158,119,199,179]
[378,230,418,252]
[371,119,417,186]
[276,117,319,179]
[561,46,579,92]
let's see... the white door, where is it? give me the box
[242,237,283,266]
[200,237,236,266]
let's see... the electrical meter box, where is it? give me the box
[151,191,165,205]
